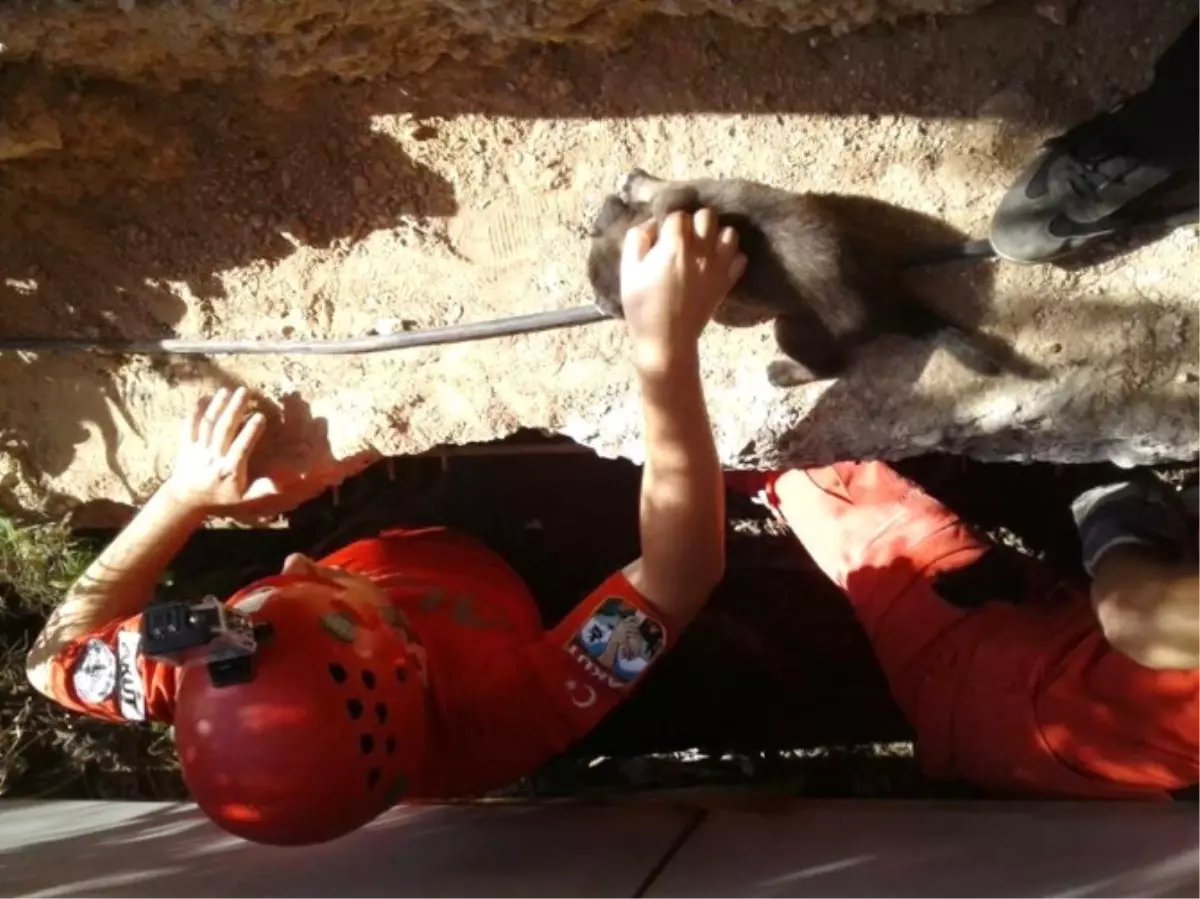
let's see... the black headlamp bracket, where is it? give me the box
[141,596,273,688]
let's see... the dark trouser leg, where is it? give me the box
[1151,17,1198,92]
[1112,17,1198,169]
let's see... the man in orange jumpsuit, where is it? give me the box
[731,463,1198,799]
[26,207,749,846]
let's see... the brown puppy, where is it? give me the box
[587,169,1027,388]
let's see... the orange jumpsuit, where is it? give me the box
[42,528,672,798]
[770,461,1199,799]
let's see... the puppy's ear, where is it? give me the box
[589,194,631,237]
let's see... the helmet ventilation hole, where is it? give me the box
[328,663,347,684]
[347,698,364,720]
[386,736,396,756]
[367,767,381,789]
[360,734,375,754]
[375,702,388,724]
[395,666,407,683]
[319,612,357,643]
[362,670,377,690]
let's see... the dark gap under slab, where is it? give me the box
[7,433,1195,801]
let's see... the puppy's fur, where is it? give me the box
[587,169,1032,387]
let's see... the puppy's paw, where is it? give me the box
[616,168,655,203]
[766,358,820,388]
[592,292,626,320]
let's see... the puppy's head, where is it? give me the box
[585,194,652,319]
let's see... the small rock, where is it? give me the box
[353,174,369,196]
[1034,0,1078,27]
[117,0,136,12]
[286,220,309,244]
[280,170,292,190]
[976,84,1036,120]
[0,114,62,162]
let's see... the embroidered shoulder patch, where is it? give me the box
[567,596,666,686]
[72,639,117,704]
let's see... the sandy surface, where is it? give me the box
[0,0,1196,523]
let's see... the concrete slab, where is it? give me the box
[0,800,693,898]
[648,800,1200,897]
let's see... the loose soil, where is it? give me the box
[1,0,1197,523]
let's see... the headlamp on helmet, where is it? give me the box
[141,596,273,688]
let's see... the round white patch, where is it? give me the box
[72,639,117,704]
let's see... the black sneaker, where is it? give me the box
[989,102,1182,264]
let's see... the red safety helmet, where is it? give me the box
[173,574,427,846]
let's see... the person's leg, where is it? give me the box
[765,461,996,717]
[759,461,1198,797]
[1144,17,1199,132]
[763,462,1066,789]
[989,17,1199,264]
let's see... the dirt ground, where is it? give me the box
[1,0,1198,524]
